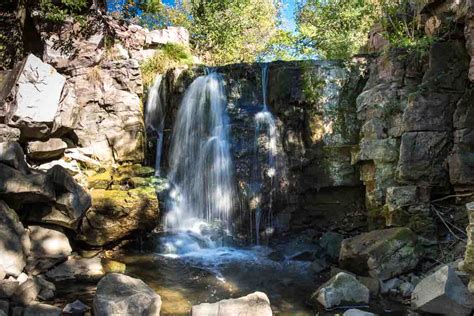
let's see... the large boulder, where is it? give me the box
[0,200,30,277]
[26,225,72,275]
[93,273,161,316]
[6,54,66,139]
[79,187,158,246]
[192,292,272,316]
[339,228,422,280]
[411,265,474,315]
[26,139,68,161]
[311,272,370,309]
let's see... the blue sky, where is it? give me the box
[109,0,298,33]
[162,0,298,32]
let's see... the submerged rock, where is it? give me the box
[0,200,30,277]
[192,292,272,316]
[339,228,422,280]
[312,272,370,309]
[93,273,161,316]
[411,265,474,315]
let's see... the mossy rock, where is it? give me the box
[340,227,423,280]
[78,187,159,246]
[87,170,113,189]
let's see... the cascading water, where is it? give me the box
[165,72,236,234]
[145,74,166,176]
[251,64,280,244]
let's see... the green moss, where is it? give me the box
[87,170,113,189]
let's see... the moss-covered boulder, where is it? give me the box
[78,186,158,246]
[339,227,422,280]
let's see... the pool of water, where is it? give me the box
[50,231,408,315]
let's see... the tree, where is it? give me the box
[296,0,378,60]
[189,0,280,65]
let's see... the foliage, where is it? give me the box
[190,0,280,65]
[140,43,194,86]
[38,0,89,23]
[116,0,281,65]
[378,0,434,56]
[296,0,378,60]
[258,29,299,62]
[296,0,434,60]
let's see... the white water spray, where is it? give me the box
[145,74,166,176]
[165,72,236,233]
[251,64,280,244]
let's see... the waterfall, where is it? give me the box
[251,64,280,244]
[145,74,166,176]
[165,72,236,233]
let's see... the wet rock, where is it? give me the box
[26,139,68,161]
[24,303,61,316]
[312,272,370,309]
[412,265,474,315]
[0,142,29,174]
[93,273,161,316]
[63,300,90,315]
[192,292,272,316]
[26,225,72,274]
[343,309,375,316]
[7,54,66,139]
[45,256,104,281]
[0,200,30,277]
[13,279,40,305]
[339,228,422,280]
[79,187,158,246]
